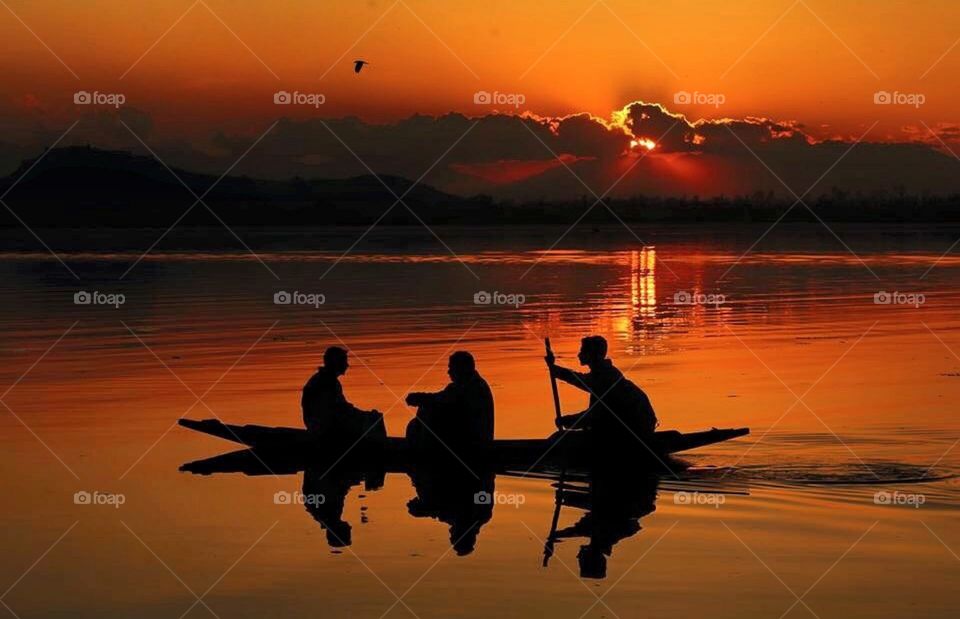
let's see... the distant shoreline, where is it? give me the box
[2,222,959,256]
[3,147,960,228]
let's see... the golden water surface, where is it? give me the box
[1,225,958,618]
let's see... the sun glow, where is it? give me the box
[630,138,656,151]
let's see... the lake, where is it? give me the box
[1,224,958,618]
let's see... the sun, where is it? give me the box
[630,138,656,151]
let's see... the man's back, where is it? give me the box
[582,361,657,437]
[463,373,494,442]
[302,367,350,433]
[406,371,495,446]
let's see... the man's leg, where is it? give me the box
[353,410,386,442]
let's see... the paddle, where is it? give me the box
[542,475,565,567]
[542,337,565,567]
[544,338,562,425]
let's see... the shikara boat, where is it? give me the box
[178,418,750,475]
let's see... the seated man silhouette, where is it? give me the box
[404,351,494,449]
[546,335,658,450]
[302,346,386,442]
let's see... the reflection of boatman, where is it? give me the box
[553,473,659,579]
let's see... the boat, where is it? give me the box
[178,418,750,474]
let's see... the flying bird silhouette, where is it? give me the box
[353,60,369,74]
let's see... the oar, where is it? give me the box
[542,474,565,567]
[545,338,562,425]
[542,337,565,567]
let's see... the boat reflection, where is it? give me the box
[181,450,671,577]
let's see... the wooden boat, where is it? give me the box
[178,418,749,474]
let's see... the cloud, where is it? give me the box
[901,122,960,150]
[4,101,960,199]
[210,102,959,198]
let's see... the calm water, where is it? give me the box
[1,225,959,618]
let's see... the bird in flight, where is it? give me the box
[353,60,369,74]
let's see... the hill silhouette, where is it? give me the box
[0,146,488,227]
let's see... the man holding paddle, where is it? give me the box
[545,335,658,447]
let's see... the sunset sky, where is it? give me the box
[3,0,960,196]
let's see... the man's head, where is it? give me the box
[448,351,476,383]
[452,521,480,556]
[577,335,608,367]
[323,346,349,376]
[325,520,352,548]
[577,544,607,579]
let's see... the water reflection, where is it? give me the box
[4,229,960,617]
[624,248,659,352]
[406,461,496,556]
[523,244,741,355]
[3,238,951,383]
[302,466,384,548]
[632,247,657,320]
[545,471,659,579]
[182,450,663,577]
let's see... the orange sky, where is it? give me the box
[2,0,958,142]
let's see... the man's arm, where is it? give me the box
[338,396,373,416]
[312,384,351,415]
[327,380,377,416]
[549,365,592,393]
[405,383,457,408]
[556,409,592,429]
